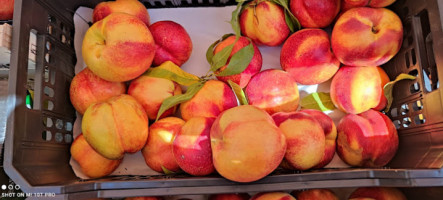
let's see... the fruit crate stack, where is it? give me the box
[2,0,443,199]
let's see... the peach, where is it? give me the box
[128,75,182,120]
[180,80,237,121]
[300,109,337,169]
[373,66,390,111]
[293,189,339,200]
[93,0,150,25]
[251,192,296,200]
[173,117,215,176]
[70,134,122,178]
[210,105,286,182]
[82,13,155,82]
[149,21,193,67]
[331,7,403,67]
[337,109,399,167]
[213,35,262,88]
[82,94,149,160]
[272,112,325,170]
[245,69,300,115]
[330,66,382,114]
[290,0,340,28]
[341,0,397,11]
[208,193,250,200]
[125,197,163,200]
[0,0,13,20]
[239,0,290,46]
[341,0,368,11]
[368,0,397,7]
[141,117,185,174]
[349,187,407,200]
[70,67,126,115]
[280,28,340,85]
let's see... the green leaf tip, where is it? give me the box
[300,92,336,111]
[383,73,417,112]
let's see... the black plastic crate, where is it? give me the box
[3,0,443,199]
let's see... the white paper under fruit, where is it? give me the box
[71,5,349,181]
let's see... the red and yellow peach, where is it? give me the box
[245,69,300,115]
[331,7,403,67]
[128,76,182,120]
[272,111,326,170]
[293,189,339,200]
[239,0,290,46]
[142,117,185,174]
[290,0,340,28]
[71,134,122,178]
[150,21,193,67]
[280,28,340,85]
[213,35,262,88]
[173,117,215,176]
[82,13,155,82]
[82,94,149,160]
[70,67,126,115]
[330,65,382,114]
[180,80,237,121]
[93,0,150,25]
[300,109,337,169]
[210,105,286,182]
[250,192,296,200]
[349,187,407,200]
[341,0,397,12]
[337,109,399,167]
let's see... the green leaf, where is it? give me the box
[284,10,299,33]
[272,0,301,32]
[206,33,234,66]
[384,73,417,112]
[217,42,254,76]
[156,82,205,121]
[144,61,200,86]
[161,166,175,175]
[300,92,336,111]
[228,80,248,105]
[210,43,235,72]
[230,0,246,37]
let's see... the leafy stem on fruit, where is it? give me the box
[204,0,255,78]
[155,82,205,121]
[270,0,301,32]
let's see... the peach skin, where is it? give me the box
[180,80,237,121]
[70,67,126,115]
[82,94,149,160]
[245,69,300,115]
[93,0,150,25]
[71,134,122,178]
[128,76,182,120]
[82,13,155,82]
[331,7,403,67]
[173,117,215,176]
[281,28,340,85]
[290,0,340,28]
[142,117,185,174]
[239,0,290,46]
[150,21,193,67]
[337,109,399,167]
[211,105,286,182]
[213,35,262,88]
[330,65,382,114]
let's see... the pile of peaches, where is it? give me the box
[70,0,404,185]
[122,187,408,200]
